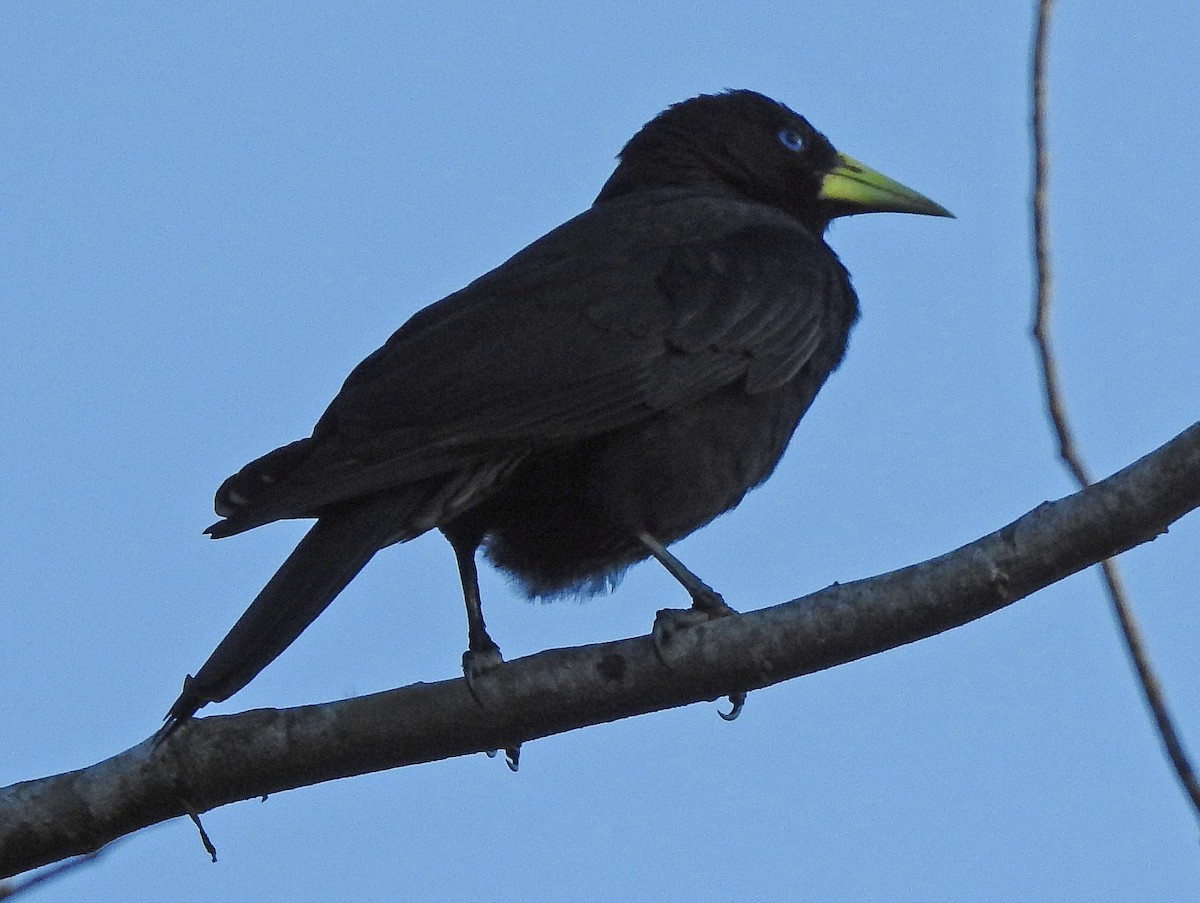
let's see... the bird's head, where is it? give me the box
[596,89,952,235]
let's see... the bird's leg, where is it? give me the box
[638,531,745,720]
[447,534,521,760]
[637,531,736,616]
[448,536,503,688]
[444,530,512,718]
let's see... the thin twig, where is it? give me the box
[1029,0,1200,823]
[0,848,105,900]
[182,801,217,863]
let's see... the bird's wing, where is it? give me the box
[212,196,850,525]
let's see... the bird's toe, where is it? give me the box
[462,643,505,706]
[719,691,746,721]
[652,602,748,721]
[651,606,715,664]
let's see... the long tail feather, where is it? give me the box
[164,495,408,728]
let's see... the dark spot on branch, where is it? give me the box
[597,654,627,682]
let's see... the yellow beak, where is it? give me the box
[818,153,953,218]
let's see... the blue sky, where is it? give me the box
[3,3,1198,900]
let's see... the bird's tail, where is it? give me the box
[164,493,411,729]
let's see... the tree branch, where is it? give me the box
[2,420,1199,878]
[1028,0,1200,821]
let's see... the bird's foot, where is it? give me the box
[464,640,520,769]
[652,591,746,720]
[651,605,717,657]
[652,588,737,662]
[462,640,504,707]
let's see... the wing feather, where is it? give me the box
[212,192,851,528]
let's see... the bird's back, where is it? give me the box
[208,190,853,553]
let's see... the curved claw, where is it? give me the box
[485,744,522,771]
[719,692,746,721]
[650,602,748,720]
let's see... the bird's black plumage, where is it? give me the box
[165,90,950,726]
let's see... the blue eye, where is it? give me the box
[777,128,805,152]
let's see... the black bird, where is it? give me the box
[165,90,950,728]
